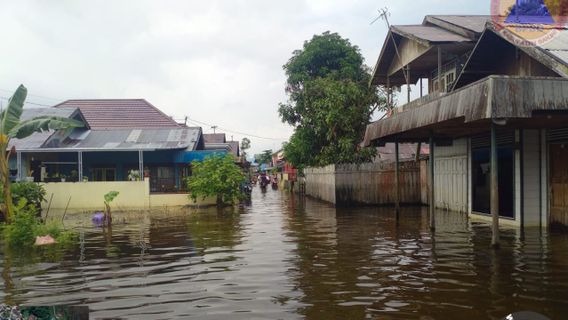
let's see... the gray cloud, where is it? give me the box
[0,0,488,155]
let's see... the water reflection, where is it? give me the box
[0,190,566,319]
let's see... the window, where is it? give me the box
[92,168,116,182]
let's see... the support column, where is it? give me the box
[138,150,144,180]
[386,76,391,109]
[429,131,436,231]
[395,139,400,223]
[406,65,411,103]
[491,122,500,248]
[78,151,83,181]
[16,152,22,181]
[438,46,443,92]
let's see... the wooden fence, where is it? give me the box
[304,161,423,206]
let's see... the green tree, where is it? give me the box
[240,137,251,159]
[186,155,246,206]
[0,85,83,223]
[278,32,386,168]
[257,149,273,166]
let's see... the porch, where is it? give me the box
[363,75,568,241]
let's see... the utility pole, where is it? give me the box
[211,125,218,134]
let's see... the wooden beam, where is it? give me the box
[395,139,400,223]
[491,121,500,248]
[429,131,436,231]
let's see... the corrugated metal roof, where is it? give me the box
[426,15,491,34]
[203,133,226,143]
[392,25,471,43]
[13,128,201,152]
[53,99,181,129]
[537,29,568,65]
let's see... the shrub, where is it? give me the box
[2,199,76,248]
[11,182,47,211]
[186,155,246,205]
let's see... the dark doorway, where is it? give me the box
[472,146,514,218]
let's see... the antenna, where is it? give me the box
[371,7,410,107]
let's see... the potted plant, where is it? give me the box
[128,169,141,181]
[143,167,150,178]
[60,174,67,182]
[70,170,78,182]
[83,176,89,182]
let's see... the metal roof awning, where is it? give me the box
[362,76,568,145]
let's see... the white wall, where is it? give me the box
[434,138,469,212]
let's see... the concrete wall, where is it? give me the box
[41,179,215,211]
[434,138,469,213]
[304,161,422,206]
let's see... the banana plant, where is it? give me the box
[1,85,84,223]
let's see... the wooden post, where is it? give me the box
[491,121,500,248]
[386,76,391,109]
[429,131,436,231]
[395,139,400,223]
[406,65,411,104]
[438,46,443,92]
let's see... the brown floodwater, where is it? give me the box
[1,189,568,319]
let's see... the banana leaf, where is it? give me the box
[8,116,84,139]
[0,84,27,135]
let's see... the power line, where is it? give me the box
[0,88,61,102]
[0,96,53,107]
[185,116,287,141]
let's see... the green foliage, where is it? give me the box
[8,116,84,139]
[278,32,385,167]
[2,199,76,248]
[186,155,246,205]
[104,191,119,204]
[240,137,251,158]
[0,84,84,224]
[10,182,46,211]
[257,149,273,166]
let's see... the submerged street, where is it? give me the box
[1,189,568,319]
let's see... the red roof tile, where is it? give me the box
[54,99,180,129]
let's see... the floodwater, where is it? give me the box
[1,189,568,320]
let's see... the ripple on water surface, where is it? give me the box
[1,189,567,319]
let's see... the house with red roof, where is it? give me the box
[8,99,229,209]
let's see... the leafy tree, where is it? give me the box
[0,85,83,223]
[257,149,273,166]
[278,32,386,168]
[186,155,246,206]
[240,137,251,158]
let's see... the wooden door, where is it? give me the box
[550,144,568,226]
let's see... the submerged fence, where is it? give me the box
[304,161,423,206]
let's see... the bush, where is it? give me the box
[12,182,47,210]
[0,182,47,213]
[186,155,246,205]
[2,199,76,248]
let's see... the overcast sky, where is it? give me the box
[0,1,488,155]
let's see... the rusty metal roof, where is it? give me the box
[54,99,181,129]
[12,127,202,152]
[362,76,568,146]
[203,133,226,143]
[392,25,472,44]
[425,15,490,34]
